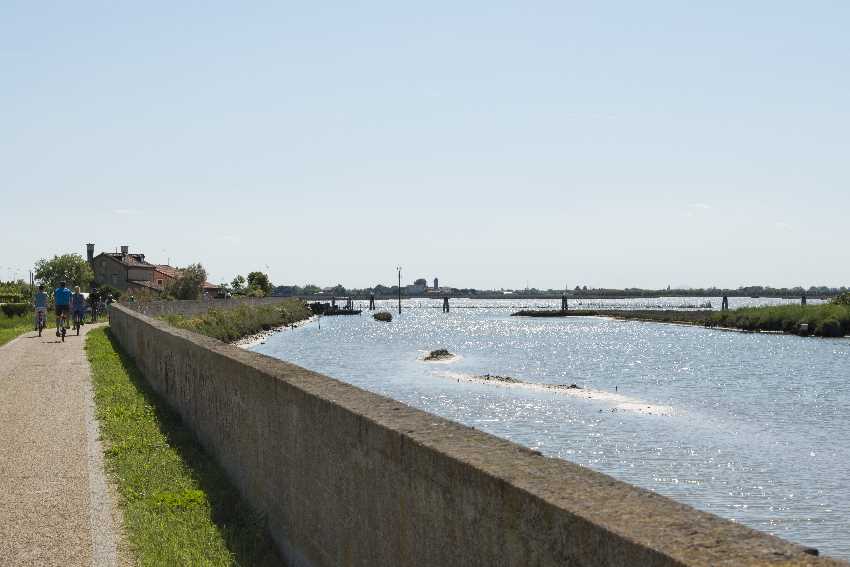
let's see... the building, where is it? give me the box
[87,243,222,297]
[405,280,427,295]
[89,244,158,294]
[434,277,439,289]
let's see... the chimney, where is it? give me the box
[120,245,129,261]
[139,254,145,263]
[86,243,95,264]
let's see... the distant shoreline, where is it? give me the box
[278,293,829,301]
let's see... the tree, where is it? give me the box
[302,283,321,295]
[34,254,94,291]
[331,284,346,296]
[231,275,246,294]
[167,263,207,300]
[247,271,272,296]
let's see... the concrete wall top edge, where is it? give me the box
[111,304,846,566]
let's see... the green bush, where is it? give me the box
[1,303,29,317]
[373,311,392,322]
[816,318,843,337]
[832,292,850,306]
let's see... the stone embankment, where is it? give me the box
[108,303,846,566]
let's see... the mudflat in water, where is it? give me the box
[251,298,850,559]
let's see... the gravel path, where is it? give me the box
[0,324,126,566]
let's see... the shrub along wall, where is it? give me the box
[1,303,29,317]
[107,304,844,567]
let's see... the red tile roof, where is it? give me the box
[154,265,181,278]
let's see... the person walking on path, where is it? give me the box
[0,324,126,566]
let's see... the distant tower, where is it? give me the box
[434,277,439,289]
[86,243,95,264]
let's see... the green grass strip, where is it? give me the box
[0,313,33,346]
[161,299,311,342]
[85,327,283,566]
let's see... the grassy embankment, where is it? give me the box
[0,312,32,346]
[513,304,850,337]
[513,309,712,324]
[161,299,311,342]
[85,327,282,566]
[711,304,850,337]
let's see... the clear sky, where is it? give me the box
[3,1,848,290]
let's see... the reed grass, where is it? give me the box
[161,299,311,342]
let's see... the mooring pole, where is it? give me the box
[397,266,402,315]
[801,293,807,306]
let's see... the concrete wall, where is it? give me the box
[108,304,844,567]
[125,296,290,318]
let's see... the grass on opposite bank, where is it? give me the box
[161,299,311,342]
[0,312,32,346]
[514,304,850,337]
[710,303,850,337]
[85,327,282,566]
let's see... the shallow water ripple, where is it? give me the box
[252,298,850,558]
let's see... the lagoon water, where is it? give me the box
[251,298,850,559]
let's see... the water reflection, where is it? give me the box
[251,298,849,558]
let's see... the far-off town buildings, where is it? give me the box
[86,243,221,297]
[404,277,445,295]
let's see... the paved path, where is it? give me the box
[0,324,125,566]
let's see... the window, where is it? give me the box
[157,279,163,286]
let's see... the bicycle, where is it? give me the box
[72,310,84,336]
[36,309,47,337]
[56,311,68,342]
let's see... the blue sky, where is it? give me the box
[2,1,848,289]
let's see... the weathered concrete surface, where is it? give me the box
[109,304,846,567]
[0,324,127,566]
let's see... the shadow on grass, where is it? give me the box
[103,328,286,566]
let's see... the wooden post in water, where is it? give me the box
[443,296,450,313]
[721,295,729,311]
[397,266,402,315]
[369,293,375,310]
[801,293,807,306]
[561,294,568,311]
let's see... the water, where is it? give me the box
[251,298,849,558]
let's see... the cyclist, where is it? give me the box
[34,284,48,332]
[54,281,72,337]
[71,286,86,330]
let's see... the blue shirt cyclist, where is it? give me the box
[34,287,48,309]
[54,281,72,334]
[54,284,72,307]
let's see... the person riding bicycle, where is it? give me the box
[34,284,48,330]
[54,281,72,337]
[71,286,86,328]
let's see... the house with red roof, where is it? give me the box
[87,243,222,297]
